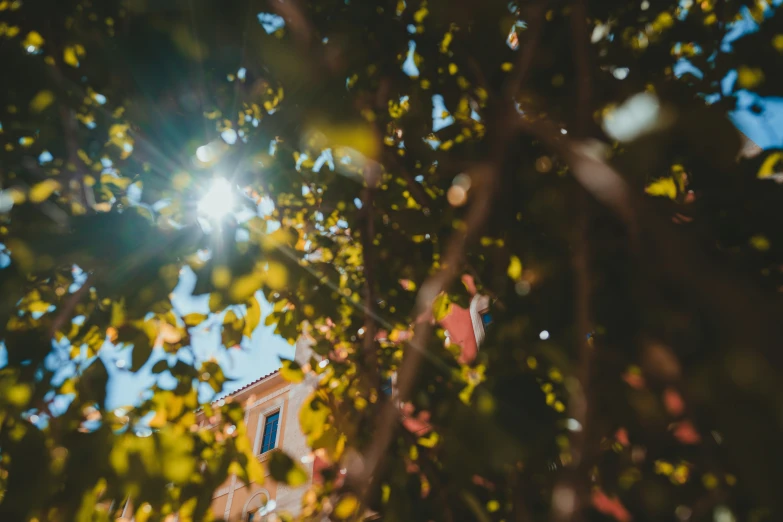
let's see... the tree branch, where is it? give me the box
[359,163,381,393]
[552,3,596,521]
[349,3,551,510]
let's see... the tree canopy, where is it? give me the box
[2,0,783,520]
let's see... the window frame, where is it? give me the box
[259,410,280,454]
[251,395,288,458]
[242,488,272,522]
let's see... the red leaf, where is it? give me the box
[672,420,701,444]
[663,388,685,416]
[592,489,632,522]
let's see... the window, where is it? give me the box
[381,376,393,397]
[480,311,493,328]
[260,411,279,454]
[244,490,273,522]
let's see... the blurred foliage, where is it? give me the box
[1,0,783,521]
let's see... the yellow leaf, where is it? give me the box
[432,293,452,322]
[757,152,782,178]
[244,296,262,337]
[29,179,61,203]
[18,136,34,147]
[737,66,764,90]
[645,177,677,199]
[22,30,44,51]
[334,495,360,519]
[27,300,51,313]
[702,473,718,489]
[183,313,207,326]
[100,173,133,190]
[280,359,305,383]
[211,265,231,288]
[246,454,265,484]
[148,409,167,429]
[507,255,523,280]
[61,378,76,395]
[63,46,80,67]
[749,234,770,251]
[266,261,288,290]
[287,464,308,486]
[417,432,439,448]
[413,7,429,23]
[440,32,453,53]
[7,384,31,406]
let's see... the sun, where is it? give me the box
[198,178,236,219]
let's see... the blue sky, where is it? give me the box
[101,267,294,409]
[696,3,783,148]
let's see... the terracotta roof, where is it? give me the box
[206,368,281,406]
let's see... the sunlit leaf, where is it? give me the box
[183,313,208,327]
[645,177,677,199]
[334,494,360,519]
[29,90,54,113]
[507,255,522,280]
[280,358,305,383]
[432,293,452,322]
[29,179,61,203]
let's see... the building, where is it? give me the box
[203,279,493,521]
[203,337,317,522]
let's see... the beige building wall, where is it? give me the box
[208,337,315,521]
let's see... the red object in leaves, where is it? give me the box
[312,454,328,485]
[663,388,685,417]
[438,275,481,365]
[622,372,645,390]
[672,420,701,445]
[592,488,632,522]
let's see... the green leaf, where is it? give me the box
[268,451,308,486]
[280,359,305,383]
